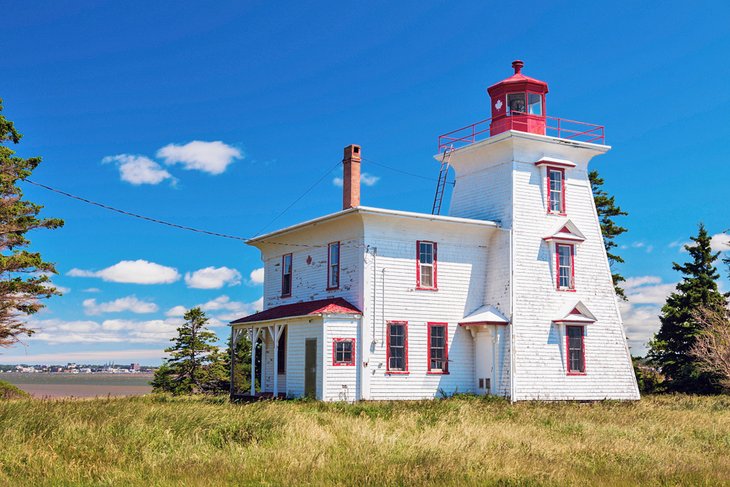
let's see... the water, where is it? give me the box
[1,372,153,398]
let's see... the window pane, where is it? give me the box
[429,325,446,371]
[507,93,526,115]
[389,324,406,370]
[419,243,433,264]
[557,245,573,289]
[528,93,542,115]
[567,326,584,372]
[420,265,433,288]
[549,170,563,212]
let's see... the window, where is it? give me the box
[327,242,340,289]
[281,253,292,296]
[506,93,526,115]
[566,325,585,374]
[386,321,408,373]
[427,323,448,374]
[332,338,355,366]
[528,93,542,115]
[417,241,437,290]
[277,328,286,374]
[547,167,565,214]
[556,243,575,290]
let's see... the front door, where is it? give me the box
[304,338,317,398]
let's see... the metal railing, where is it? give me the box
[437,114,605,152]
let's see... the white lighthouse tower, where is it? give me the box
[441,60,639,400]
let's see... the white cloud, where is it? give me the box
[102,154,175,185]
[165,296,262,323]
[710,233,730,252]
[624,276,662,290]
[249,267,265,285]
[619,300,661,356]
[83,288,101,293]
[157,141,242,175]
[184,266,241,289]
[26,317,185,344]
[332,173,380,188]
[83,296,158,316]
[165,305,187,317]
[68,260,181,285]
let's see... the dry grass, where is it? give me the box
[0,394,729,486]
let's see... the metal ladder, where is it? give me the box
[431,147,453,215]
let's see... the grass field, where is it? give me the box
[0,394,729,486]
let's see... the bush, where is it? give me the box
[0,379,29,399]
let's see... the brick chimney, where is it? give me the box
[342,144,361,209]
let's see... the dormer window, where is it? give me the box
[556,243,575,291]
[281,253,292,297]
[547,167,566,214]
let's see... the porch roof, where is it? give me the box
[458,305,509,326]
[230,297,361,325]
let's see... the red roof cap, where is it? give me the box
[487,60,548,95]
[230,297,361,324]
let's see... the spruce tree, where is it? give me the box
[153,307,221,394]
[648,223,728,393]
[589,170,628,299]
[0,98,64,347]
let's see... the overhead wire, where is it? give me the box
[21,153,452,248]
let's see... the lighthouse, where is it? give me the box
[439,60,638,400]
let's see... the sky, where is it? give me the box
[1,0,729,364]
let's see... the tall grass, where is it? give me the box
[0,394,729,486]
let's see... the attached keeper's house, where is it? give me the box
[230,61,640,402]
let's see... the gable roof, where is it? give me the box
[543,219,586,243]
[247,206,500,247]
[459,305,510,326]
[230,297,361,325]
[553,301,597,324]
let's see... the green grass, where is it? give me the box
[0,394,729,486]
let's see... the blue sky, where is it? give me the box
[1,1,729,364]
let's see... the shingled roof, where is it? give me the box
[230,297,361,324]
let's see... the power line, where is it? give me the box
[362,157,454,186]
[252,159,343,237]
[23,179,251,242]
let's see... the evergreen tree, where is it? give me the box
[0,98,64,347]
[153,307,221,394]
[227,332,254,394]
[589,170,628,299]
[648,223,729,393]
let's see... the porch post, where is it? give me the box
[229,327,239,397]
[250,327,260,396]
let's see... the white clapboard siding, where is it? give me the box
[322,317,359,402]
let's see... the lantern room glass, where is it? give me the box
[528,93,542,115]
[506,93,526,115]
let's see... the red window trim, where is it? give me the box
[546,166,567,216]
[555,243,576,292]
[416,240,438,291]
[565,325,587,375]
[427,322,449,375]
[326,241,340,291]
[281,253,292,297]
[332,338,355,366]
[386,321,409,375]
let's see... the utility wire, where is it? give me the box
[23,178,251,242]
[362,157,454,186]
[252,159,343,237]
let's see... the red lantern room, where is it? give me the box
[487,60,548,137]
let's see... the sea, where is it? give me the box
[1,372,153,398]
